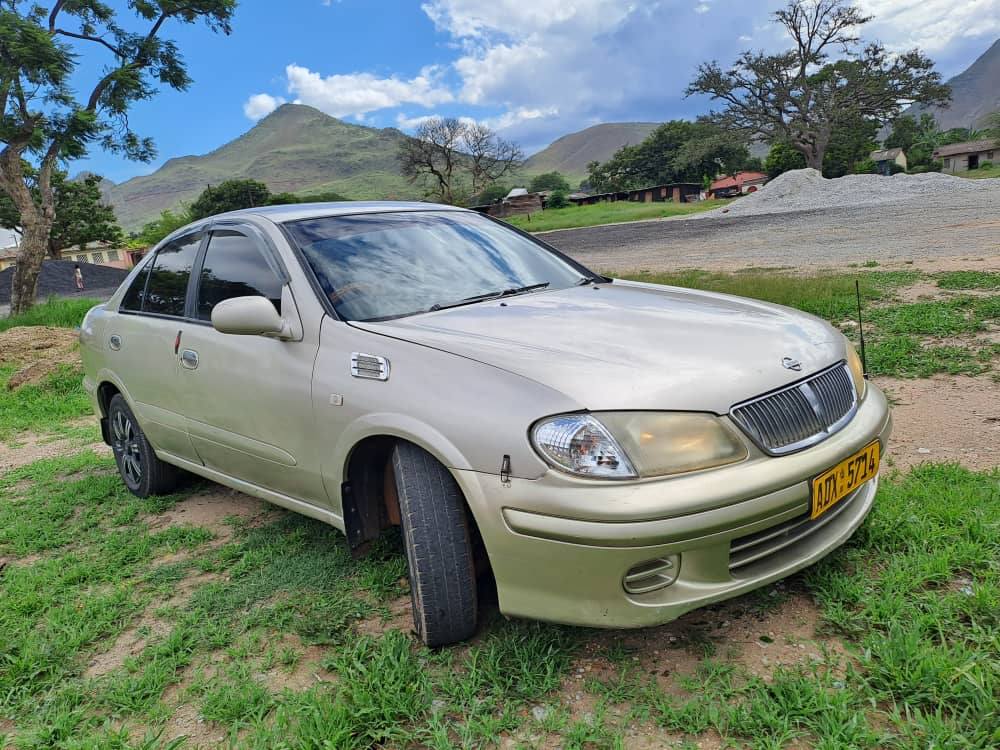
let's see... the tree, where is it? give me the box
[687,0,950,170]
[884,113,940,167]
[1,168,122,256]
[764,141,807,178]
[0,2,237,314]
[823,111,879,177]
[398,118,522,204]
[133,207,192,247]
[529,171,571,193]
[189,179,271,220]
[586,120,750,192]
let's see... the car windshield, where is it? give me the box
[284,210,589,321]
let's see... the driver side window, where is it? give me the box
[196,230,284,321]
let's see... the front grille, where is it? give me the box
[730,363,857,455]
[729,486,863,573]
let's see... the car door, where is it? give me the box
[105,232,204,462]
[175,224,326,505]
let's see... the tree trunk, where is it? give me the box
[1,150,56,316]
[10,217,52,315]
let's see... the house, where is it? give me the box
[870,148,907,175]
[627,183,702,203]
[709,171,769,198]
[0,240,139,272]
[933,139,997,173]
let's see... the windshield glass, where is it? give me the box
[284,210,588,321]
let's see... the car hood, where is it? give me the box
[352,280,845,414]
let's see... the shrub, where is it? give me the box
[979,161,993,170]
[546,189,569,209]
[888,162,906,175]
[852,158,877,174]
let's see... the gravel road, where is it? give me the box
[541,194,1000,272]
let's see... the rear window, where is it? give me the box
[120,266,150,312]
[142,235,202,317]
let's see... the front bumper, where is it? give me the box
[455,384,892,628]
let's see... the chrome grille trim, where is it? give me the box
[728,486,863,572]
[730,362,857,455]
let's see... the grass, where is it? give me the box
[0,364,93,440]
[953,163,1000,180]
[503,199,726,233]
[2,452,996,748]
[0,296,101,331]
[937,271,1000,291]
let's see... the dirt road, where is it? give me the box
[542,200,1000,272]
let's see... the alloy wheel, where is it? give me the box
[112,409,142,485]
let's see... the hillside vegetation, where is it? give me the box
[104,104,419,230]
[522,122,659,183]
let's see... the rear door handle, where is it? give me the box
[180,349,199,369]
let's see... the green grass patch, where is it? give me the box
[0,364,92,440]
[937,271,1000,291]
[867,335,991,378]
[0,296,101,331]
[620,269,919,321]
[953,163,1000,180]
[869,296,994,337]
[504,199,726,233]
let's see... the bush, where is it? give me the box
[529,172,571,193]
[979,161,993,170]
[852,158,877,174]
[888,162,906,175]
[546,189,569,209]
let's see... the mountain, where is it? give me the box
[523,122,659,181]
[908,38,1000,130]
[104,104,416,230]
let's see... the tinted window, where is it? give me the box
[143,235,201,316]
[120,266,150,312]
[196,231,283,321]
[284,211,585,321]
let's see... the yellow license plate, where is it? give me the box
[811,441,880,520]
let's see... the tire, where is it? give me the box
[108,394,180,498]
[392,441,478,647]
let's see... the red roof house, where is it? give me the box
[709,171,768,198]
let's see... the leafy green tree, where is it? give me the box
[764,142,807,178]
[189,179,271,220]
[133,208,193,247]
[546,189,569,209]
[688,0,949,170]
[587,121,749,192]
[471,183,510,205]
[268,190,349,205]
[529,172,571,193]
[823,112,879,177]
[1,168,122,256]
[0,1,237,314]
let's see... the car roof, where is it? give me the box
[214,200,468,224]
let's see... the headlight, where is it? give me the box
[531,412,748,480]
[845,341,867,399]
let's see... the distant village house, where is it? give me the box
[0,240,140,272]
[708,171,768,198]
[869,148,907,175]
[933,139,997,173]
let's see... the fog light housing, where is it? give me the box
[623,555,680,595]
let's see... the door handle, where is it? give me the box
[180,349,199,369]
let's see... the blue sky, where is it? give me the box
[72,0,1000,184]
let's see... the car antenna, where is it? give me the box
[855,279,868,379]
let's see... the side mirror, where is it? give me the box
[211,296,288,337]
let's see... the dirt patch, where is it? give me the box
[159,701,230,749]
[145,486,271,542]
[874,375,1000,471]
[0,427,110,473]
[355,594,413,637]
[0,326,80,389]
[260,635,335,692]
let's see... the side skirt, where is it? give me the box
[157,450,346,532]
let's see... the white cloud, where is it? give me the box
[243,93,286,121]
[283,64,453,119]
[858,0,1000,53]
[694,3,711,14]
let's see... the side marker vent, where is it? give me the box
[351,352,390,381]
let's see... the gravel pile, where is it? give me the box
[0,259,127,305]
[702,168,1000,218]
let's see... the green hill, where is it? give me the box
[105,104,418,230]
[523,122,660,184]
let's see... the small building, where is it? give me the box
[0,240,139,272]
[869,148,907,175]
[627,183,702,203]
[472,190,544,219]
[709,171,769,198]
[933,139,997,173]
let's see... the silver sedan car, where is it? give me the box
[80,202,891,646]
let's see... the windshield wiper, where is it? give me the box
[428,282,550,313]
